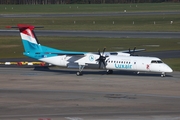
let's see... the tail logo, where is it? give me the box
[24,29,35,39]
[21,28,37,44]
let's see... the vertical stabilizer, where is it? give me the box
[17,24,42,53]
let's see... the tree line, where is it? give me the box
[0,0,179,4]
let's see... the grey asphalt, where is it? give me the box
[1,11,180,18]
[138,50,180,59]
[1,29,180,38]
[0,67,180,120]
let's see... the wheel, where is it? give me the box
[161,74,165,77]
[107,70,113,74]
[76,72,80,76]
[76,71,83,76]
[161,73,166,77]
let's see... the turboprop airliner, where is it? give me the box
[8,24,173,77]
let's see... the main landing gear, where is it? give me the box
[76,71,83,76]
[106,70,113,74]
[76,65,85,76]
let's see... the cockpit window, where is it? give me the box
[157,60,163,63]
[151,60,163,63]
[151,60,157,63]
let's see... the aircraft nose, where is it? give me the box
[164,64,173,73]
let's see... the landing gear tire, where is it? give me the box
[77,65,85,76]
[161,73,166,77]
[107,70,113,74]
[76,71,83,76]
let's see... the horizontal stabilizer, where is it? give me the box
[6,24,44,29]
[48,52,85,56]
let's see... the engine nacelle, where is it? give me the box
[117,52,130,56]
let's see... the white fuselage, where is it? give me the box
[39,53,173,74]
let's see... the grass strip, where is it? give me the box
[1,3,180,14]
[1,15,180,31]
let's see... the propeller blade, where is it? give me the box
[131,47,136,56]
[102,47,106,55]
[96,48,107,69]
[133,47,136,54]
[129,47,138,56]
[129,48,133,55]
[102,60,106,68]
[98,49,100,55]
[99,61,101,69]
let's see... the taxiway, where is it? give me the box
[1,30,180,38]
[0,67,180,120]
[1,11,180,18]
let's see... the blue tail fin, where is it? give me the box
[17,24,62,59]
[17,24,86,60]
[18,24,42,53]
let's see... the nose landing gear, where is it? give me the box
[161,72,166,77]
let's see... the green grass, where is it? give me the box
[1,14,180,31]
[0,36,179,57]
[163,58,180,71]
[0,3,180,14]
[41,37,180,52]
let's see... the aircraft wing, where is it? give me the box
[91,49,145,56]
[121,49,146,53]
[43,48,145,56]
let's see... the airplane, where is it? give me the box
[8,24,173,77]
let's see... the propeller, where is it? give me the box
[129,47,137,56]
[96,47,108,69]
